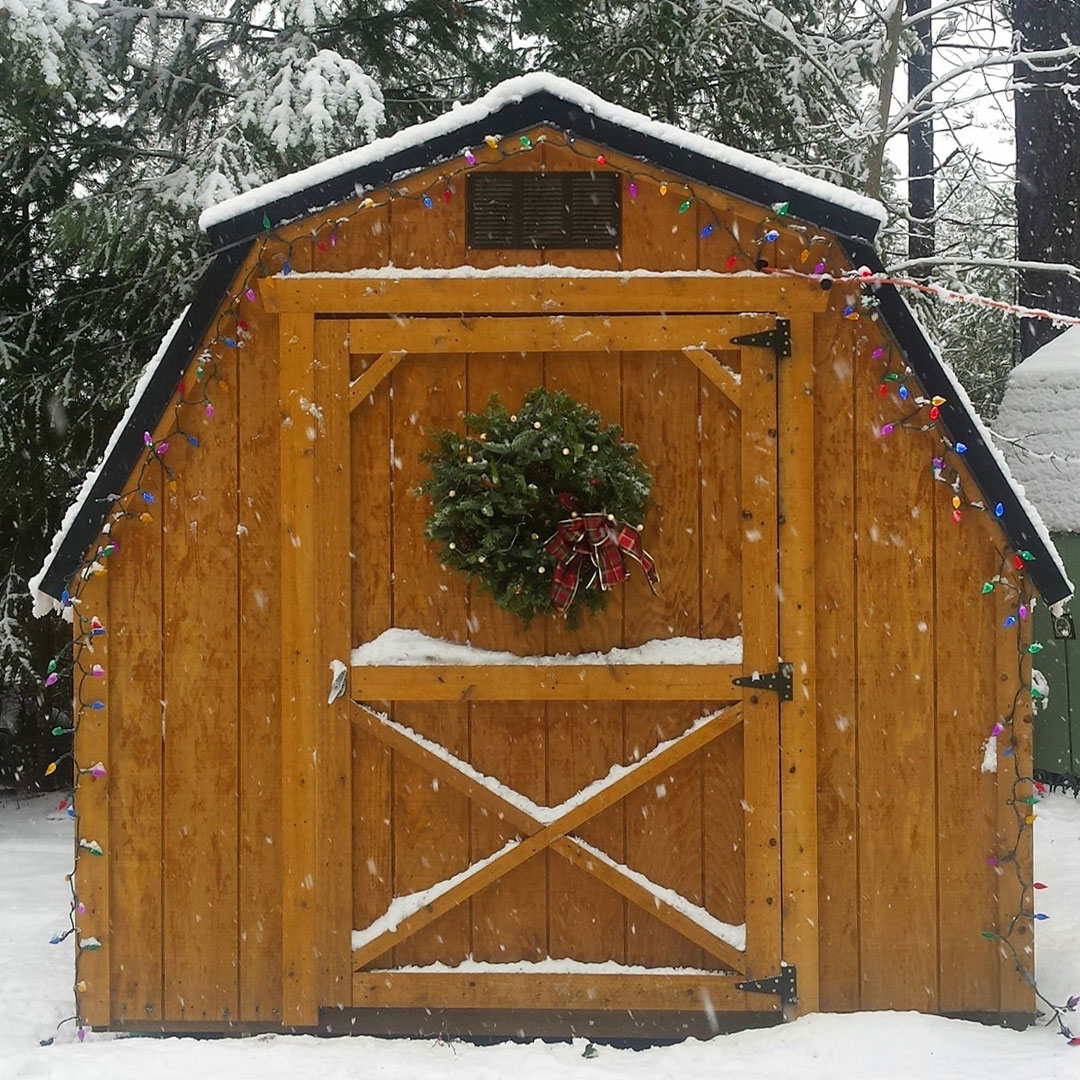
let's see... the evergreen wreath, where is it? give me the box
[420,387,653,626]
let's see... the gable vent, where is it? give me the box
[467,172,621,249]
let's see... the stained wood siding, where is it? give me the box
[72,125,1032,1027]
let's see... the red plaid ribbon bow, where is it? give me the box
[543,513,659,614]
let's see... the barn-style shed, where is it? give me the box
[998,326,1080,787]
[33,74,1071,1038]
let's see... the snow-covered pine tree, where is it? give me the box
[0,0,501,780]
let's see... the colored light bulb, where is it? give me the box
[659,183,668,195]
[899,386,909,400]
[952,508,963,523]
[465,150,476,165]
[772,201,790,216]
[955,442,968,453]
[1019,604,1030,620]
[932,395,947,407]
[700,224,714,238]
[1028,643,1044,654]
[726,255,738,271]
[596,154,606,165]
[422,195,433,209]
[485,135,498,148]
[224,337,238,348]
[45,672,59,687]
[929,406,940,421]
[814,261,826,275]
[91,664,104,677]
[881,423,894,436]
[282,260,292,275]
[141,490,154,503]
[520,135,533,149]
[678,199,692,214]
[995,503,1004,517]
[872,347,884,360]
[206,403,214,419]
[982,582,995,594]
[1004,615,1017,628]
[628,182,638,199]
[765,229,780,242]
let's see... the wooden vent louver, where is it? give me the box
[467,172,621,249]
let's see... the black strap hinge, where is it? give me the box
[732,662,793,701]
[730,318,792,359]
[735,965,798,1007]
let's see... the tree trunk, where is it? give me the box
[867,1,906,201]
[1014,0,1080,357]
[907,0,934,267]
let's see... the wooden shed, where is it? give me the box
[998,326,1080,788]
[33,74,1072,1038]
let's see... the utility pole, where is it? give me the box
[1013,0,1080,356]
[907,0,935,268]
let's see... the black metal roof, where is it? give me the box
[35,82,1072,606]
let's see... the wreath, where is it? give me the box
[420,387,657,626]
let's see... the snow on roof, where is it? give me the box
[198,72,887,235]
[28,308,189,618]
[996,326,1080,534]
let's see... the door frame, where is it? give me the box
[273,272,823,1025]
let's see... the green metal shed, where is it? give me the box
[998,325,1080,790]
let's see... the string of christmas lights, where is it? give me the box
[40,126,1077,1040]
[870,325,1079,1043]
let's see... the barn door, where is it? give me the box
[279,283,809,1029]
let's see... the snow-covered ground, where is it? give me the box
[3,792,1079,1079]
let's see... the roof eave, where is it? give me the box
[204,91,884,254]
[840,236,1073,606]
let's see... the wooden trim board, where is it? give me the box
[260,273,830,316]
[350,663,744,701]
[346,314,775,354]
[352,972,768,1012]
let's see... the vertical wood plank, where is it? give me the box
[388,352,471,966]
[778,312,819,1014]
[162,342,239,1022]
[739,337,783,983]
[699,334,745,948]
[237,268,283,1022]
[936,492,1000,1010]
[996,583,1036,1014]
[386,177,471,967]
[315,320,354,1009]
[854,322,937,1012]
[467,352,548,962]
[544,353,626,962]
[107,464,163,1022]
[75,565,109,1025]
[278,311,320,1025]
[621,351,703,968]
[812,308,860,1011]
[351,361,393,951]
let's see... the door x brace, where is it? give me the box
[349,700,747,972]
